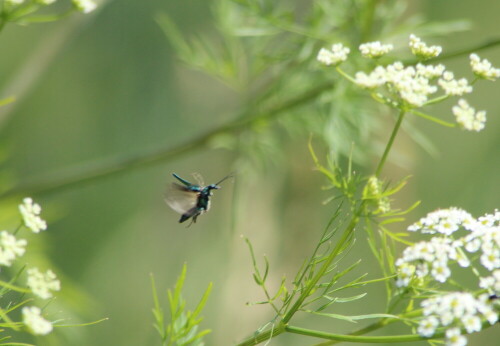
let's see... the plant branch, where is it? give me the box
[0,81,335,199]
[286,325,425,343]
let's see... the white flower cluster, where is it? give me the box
[355,62,439,107]
[359,41,393,58]
[438,71,472,96]
[418,292,498,345]
[409,34,442,60]
[19,197,47,233]
[1,198,61,336]
[397,209,499,287]
[460,210,500,271]
[452,99,487,132]
[318,35,498,132]
[469,54,500,81]
[72,0,97,13]
[317,43,350,66]
[395,237,469,286]
[22,306,53,335]
[407,207,475,235]
[0,231,27,266]
[27,268,61,299]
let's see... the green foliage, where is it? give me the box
[151,264,212,346]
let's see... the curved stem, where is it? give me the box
[286,325,425,343]
[375,110,405,177]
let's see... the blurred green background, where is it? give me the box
[0,0,498,345]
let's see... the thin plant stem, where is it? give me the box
[282,212,360,323]
[375,110,405,177]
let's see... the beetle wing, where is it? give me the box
[165,183,198,215]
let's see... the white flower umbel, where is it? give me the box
[359,41,393,58]
[409,34,442,60]
[317,43,350,66]
[354,61,439,107]
[19,197,47,233]
[407,207,474,235]
[0,231,27,266]
[22,306,53,335]
[469,54,500,81]
[438,71,473,96]
[452,99,486,132]
[27,268,61,299]
[395,237,460,285]
[418,292,498,344]
[72,0,97,13]
[397,209,499,287]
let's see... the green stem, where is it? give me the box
[375,110,405,177]
[286,325,425,343]
[282,213,359,323]
[410,109,455,127]
[236,322,286,346]
[0,82,334,199]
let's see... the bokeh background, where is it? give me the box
[0,0,498,345]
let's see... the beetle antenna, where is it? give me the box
[215,173,234,186]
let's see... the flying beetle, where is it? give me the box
[165,173,232,224]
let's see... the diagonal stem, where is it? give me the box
[375,110,405,177]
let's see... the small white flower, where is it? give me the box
[0,231,27,266]
[359,41,393,58]
[22,306,53,335]
[72,0,97,13]
[446,328,467,346]
[418,316,439,337]
[19,198,47,233]
[317,43,350,66]
[479,270,500,294]
[483,308,499,325]
[470,54,500,81]
[452,99,486,132]
[409,34,442,59]
[461,314,482,333]
[395,263,415,287]
[464,237,481,252]
[27,268,61,299]
[480,249,500,271]
[431,260,451,283]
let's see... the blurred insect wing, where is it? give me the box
[165,183,198,216]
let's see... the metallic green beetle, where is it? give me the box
[165,173,231,224]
